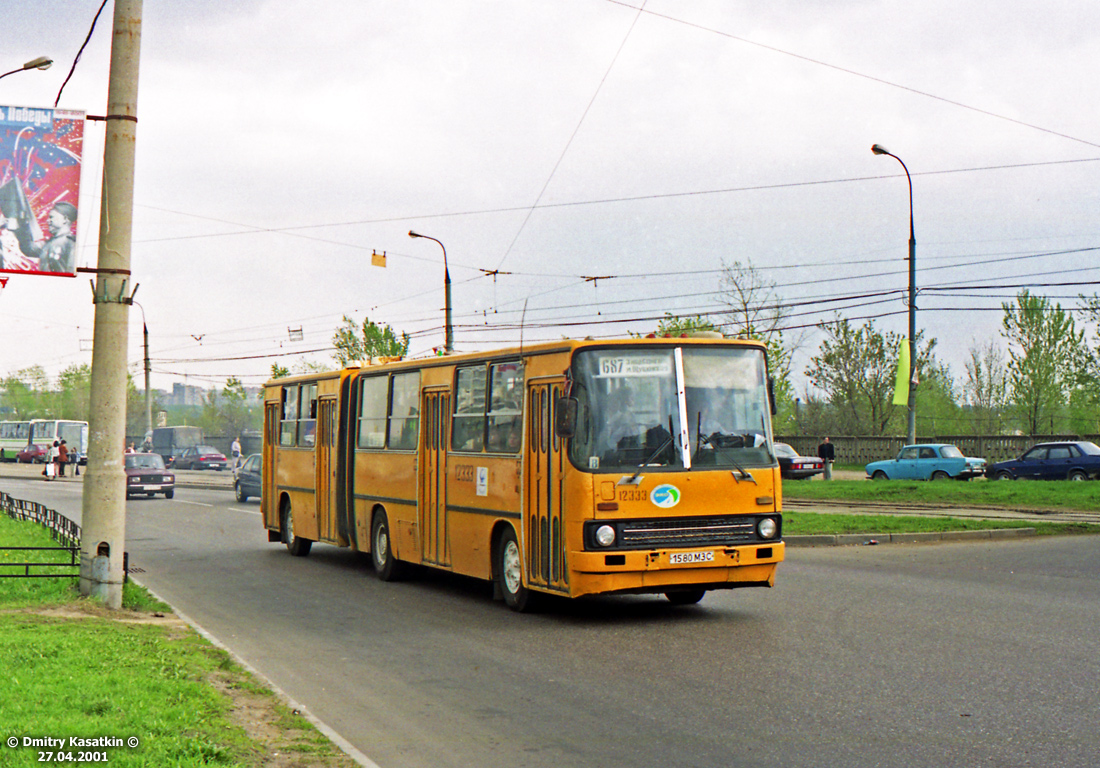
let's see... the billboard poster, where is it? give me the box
[0,105,84,277]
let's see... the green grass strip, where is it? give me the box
[783,510,1093,537]
[0,513,355,767]
[783,477,1100,513]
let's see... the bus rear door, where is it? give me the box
[316,396,340,544]
[420,388,451,567]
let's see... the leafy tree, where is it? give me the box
[1001,290,1082,435]
[270,363,290,379]
[56,364,92,421]
[914,362,962,436]
[332,315,410,366]
[199,377,261,438]
[1075,294,1100,412]
[805,318,936,436]
[643,313,720,337]
[0,366,51,418]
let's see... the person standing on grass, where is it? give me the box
[817,436,836,480]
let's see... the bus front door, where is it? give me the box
[525,382,568,593]
[420,389,451,567]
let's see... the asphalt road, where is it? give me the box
[4,474,1100,768]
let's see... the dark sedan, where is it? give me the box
[174,445,229,471]
[234,453,262,502]
[16,443,49,464]
[988,441,1100,481]
[125,452,175,499]
[774,442,825,480]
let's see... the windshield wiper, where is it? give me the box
[697,428,757,484]
[627,416,675,483]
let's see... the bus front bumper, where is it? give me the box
[567,541,784,598]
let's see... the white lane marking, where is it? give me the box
[173,500,213,507]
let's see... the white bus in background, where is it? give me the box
[29,419,90,464]
[0,420,31,461]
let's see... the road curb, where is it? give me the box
[131,581,382,768]
[785,528,1037,547]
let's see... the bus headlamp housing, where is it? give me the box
[757,517,778,540]
[594,524,617,547]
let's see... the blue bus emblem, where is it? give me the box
[651,484,681,508]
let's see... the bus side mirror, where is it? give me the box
[767,376,777,416]
[555,397,578,439]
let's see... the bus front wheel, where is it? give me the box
[281,500,312,557]
[371,510,406,581]
[497,527,532,612]
[665,589,706,606]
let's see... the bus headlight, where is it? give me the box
[595,525,617,547]
[757,517,778,540]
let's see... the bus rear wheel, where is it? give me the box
[371,510,406,581]
[665,589,706,605]
[281,499,312,557]
[497,527,533,612]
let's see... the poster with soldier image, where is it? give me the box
[0,105,83,277]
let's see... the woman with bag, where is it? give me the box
[44,440,59,480]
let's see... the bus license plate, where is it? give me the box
[669,551,714,565]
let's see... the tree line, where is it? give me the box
[4,289,1097,441]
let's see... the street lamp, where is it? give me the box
[0,56,53,80]
[408,230,453,354]
[872,143,917,445]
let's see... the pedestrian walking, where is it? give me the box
[57,439,69,477]
[817,436,836,481]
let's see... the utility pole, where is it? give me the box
[79,0,143,608]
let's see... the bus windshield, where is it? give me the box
[569,345,774,473]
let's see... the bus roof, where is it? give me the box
[264,336,768,388]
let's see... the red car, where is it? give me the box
[17,443,50,464]
[125,452,175,499]
[173,445,229,471]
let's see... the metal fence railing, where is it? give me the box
[0,491,82,579]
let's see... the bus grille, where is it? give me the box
[619,517,757,548]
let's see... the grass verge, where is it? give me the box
[783,477,1100,513]
[0,515,356,768]
[783,510,1094,537]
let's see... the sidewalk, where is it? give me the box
[0,460,234,490]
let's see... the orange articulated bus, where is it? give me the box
[262,337,784,610]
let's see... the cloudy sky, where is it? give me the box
[2,0,1098,398]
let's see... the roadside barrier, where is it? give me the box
[0,490,80,579]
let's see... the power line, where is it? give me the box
[603,0,1100,149]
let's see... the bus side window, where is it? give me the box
[388,372,420,451]
[358,376,388,449]
[486,361,524,453]
[452,366,487,452]
[280,387,299,446]
[300,383,318,447]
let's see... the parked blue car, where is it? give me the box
[865,443,986,480]
[988,441,1100,481]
